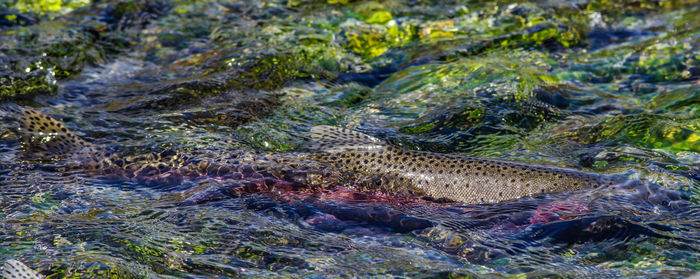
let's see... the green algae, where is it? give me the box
[559,5,700,85]
[330,50,565,155]
[0,0,606,101]
[570,114,699,153]
[650,86,700,114]
[30,192,61,211]
[0,68,57,100]
[5,0,91,17]
[0,0,157,100]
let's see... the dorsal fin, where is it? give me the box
[15,107,94,155]
[307,125,387,153]
[1,259,42,279]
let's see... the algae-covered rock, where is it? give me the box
[340,18,410,59]
[0,65,57,100]
[570,114,699,153]
[0,0,628,102]
[0,9,35,27]
[5,0,90,18]
[340,50,562,153]
[0,21,98,100]
[0,0,172,100]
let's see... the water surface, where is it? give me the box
[1,0,699,277]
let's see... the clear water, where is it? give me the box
[1,0,698,277]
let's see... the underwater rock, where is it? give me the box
[522,215,664,244]
[0,11,35,28]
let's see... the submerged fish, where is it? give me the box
[1,105,338,188]
[306,125,623,204]
[1,105,682,206]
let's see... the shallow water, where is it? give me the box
[1,0,699,278]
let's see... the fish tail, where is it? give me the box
[1,259,42,279]
[9,106,93,154]
[1,104,106,168]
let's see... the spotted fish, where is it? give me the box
[0,106,684,206]
[1,105,340,187]
[8,106,103,167]
[307,125,622,204]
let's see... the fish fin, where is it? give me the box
[2,105,107,168]
[307,125,387,153]
[1,259,42,279]
[14,107,94,155]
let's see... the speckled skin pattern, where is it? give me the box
[308,126,621,204]
[17,107,100,163]
[10,107,342,187]
[1,259,41,279]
